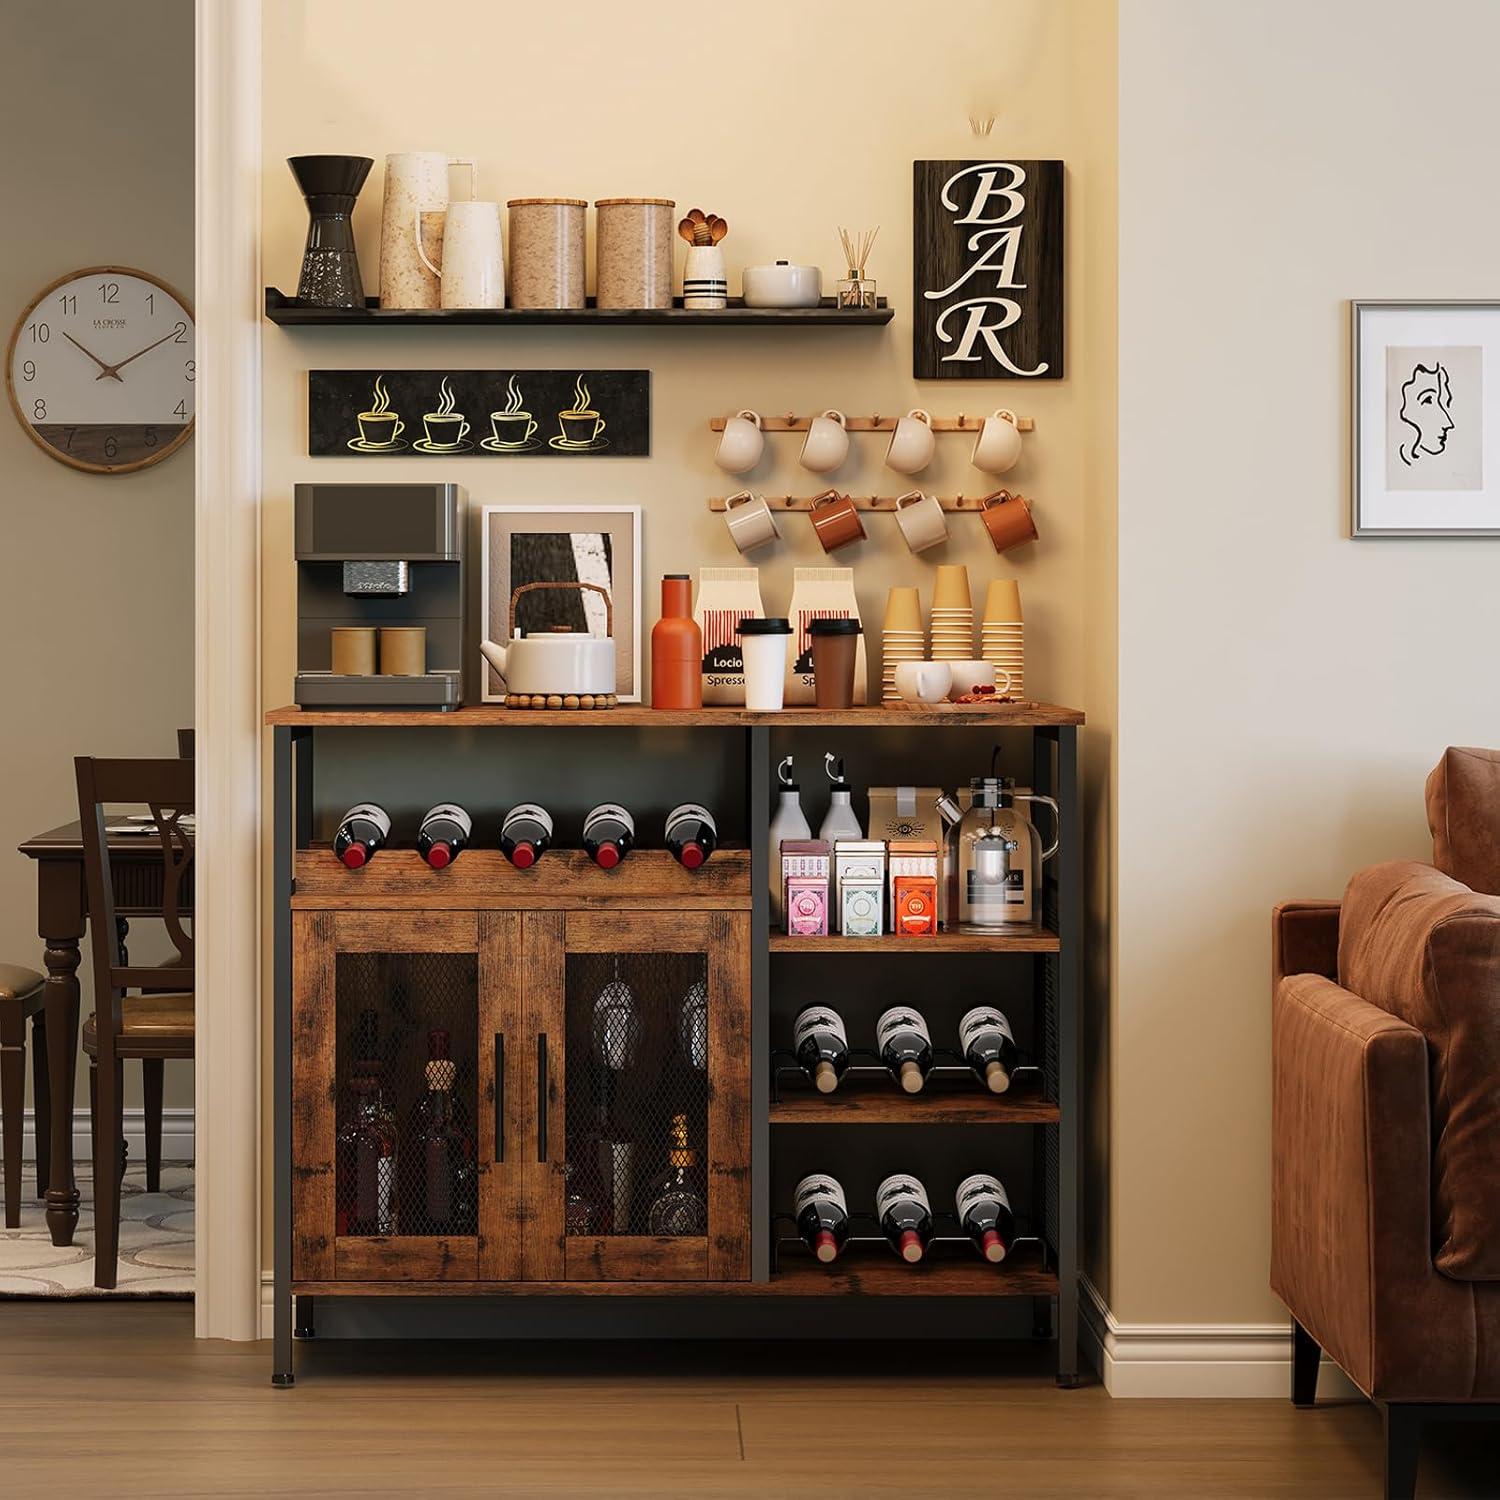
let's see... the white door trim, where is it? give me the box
[194,0,264,1341]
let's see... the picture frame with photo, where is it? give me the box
[480,505,642,701]
[1353,299,1500,537]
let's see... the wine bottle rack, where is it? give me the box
[270,705,1081,1387]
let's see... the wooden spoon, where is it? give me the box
[678,218,698,244]
[709,216,728,244]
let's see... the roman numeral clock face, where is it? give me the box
[6,267,195,474]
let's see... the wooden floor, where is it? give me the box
[2,1303,1497,1497]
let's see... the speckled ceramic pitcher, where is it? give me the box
[378,152,475,309]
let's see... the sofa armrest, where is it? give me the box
[1271,973,1431,1398]
[1272,901,1340,985]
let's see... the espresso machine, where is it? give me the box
[294,482,465,710]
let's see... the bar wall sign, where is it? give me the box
[308,369,650,456]
[912,160,1063,380]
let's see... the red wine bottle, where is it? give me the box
[665,803,717,868]
[500,803,553,868]
[876,1173,933,1263]
[794,1173,851,1263]
[583,803,635,869]
[956,1173,1015,1264]
[417,803,471,869]
[959,1006,1019,1094]
[876,1006,933,1094]
[333,802,390,869]
[793,1005,850,1093]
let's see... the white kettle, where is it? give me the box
[481,581,617,698]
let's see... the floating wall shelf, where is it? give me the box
[264,289,893,327]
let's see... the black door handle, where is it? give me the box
[493,1033,504,1162]
[536,1032,548,1162]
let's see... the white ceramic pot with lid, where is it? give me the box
[741,260,822,308]
[480,581,617,697]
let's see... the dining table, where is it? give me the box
[16,818,192,1247]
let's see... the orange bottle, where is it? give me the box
[651,574,703,709]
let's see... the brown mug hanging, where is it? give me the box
[978,490,1038,554]
[808,489,866,553]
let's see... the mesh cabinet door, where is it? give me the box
[527,910,749,1283]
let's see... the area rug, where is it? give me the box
[0,1160,192,1296]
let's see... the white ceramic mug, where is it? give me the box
[416,199,504,309]
[894,660,952,705]
[886,408,936,475]
[893,490,948,554]
[800,409,850,474]
[945,661,1012,700]
[972,409,1023,475]
[715,410,764,474]
[723,490,780,553]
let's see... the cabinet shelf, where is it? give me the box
[769,924,1058,954]
[265,288,893,327]
[770,1074,1058,1125]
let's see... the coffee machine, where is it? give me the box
[294,482,465,710]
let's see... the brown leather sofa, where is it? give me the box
[1272,747,1500,1499]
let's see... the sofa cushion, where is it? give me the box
[1340,860,1500,1281]
[1427,746,1500,897]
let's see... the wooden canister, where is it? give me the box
[595,197,675,309]
[378,627,427,676]
[506,198,586,309]
[331,627,377,676]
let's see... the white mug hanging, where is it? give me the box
[972,408,1024,475]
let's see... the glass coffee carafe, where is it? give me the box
[946,776,1059,927]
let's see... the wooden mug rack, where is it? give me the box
[707,413,1035,434]
[708,491,1028,513]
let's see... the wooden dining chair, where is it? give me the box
[176,727,194,758]
[0,964,48,1228]
[75,757,195,1289]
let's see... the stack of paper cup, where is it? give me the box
[981,579,1024,696]
[882,586,926,702]
[929,565,974,661]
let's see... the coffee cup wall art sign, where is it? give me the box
[912,159,1063,380]
[307,369,650,456]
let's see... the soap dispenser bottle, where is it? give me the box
[768,756,812,926]
[818,753,863,844]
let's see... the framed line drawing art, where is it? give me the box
[1353,300,1500,536]
[480,505,642,701]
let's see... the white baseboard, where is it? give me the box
[1080,1276,1362,1399]
[21,1108,195,1164]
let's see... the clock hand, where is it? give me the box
[62,331,123,382]
[98,328,181,380]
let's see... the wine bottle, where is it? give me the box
[876,1006,933,1094]
[406,1029,476,1234]
[417,803,471,869]
[876,1173,933,1263]
[665,803,717,868]
[794,1173,851,1263]
[645,1113,706,1235]
[499,803,553,868]
[793,1005,850,1093]
[959,1006,1019,1094]
[956,1173,1015,1264]
[335,1074,395,1236]
[333,802,390,869]
[582,803,635,869]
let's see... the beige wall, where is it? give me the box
[258,0,1118,1260]
[0,0,194,1111]
[1114,0,1500,1324]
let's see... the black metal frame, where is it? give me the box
[270,719,1082,1387]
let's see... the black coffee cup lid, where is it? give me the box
[808,617,861,635]
[736,616,792,635]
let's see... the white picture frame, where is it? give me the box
[480,504,642,701]
[1353,299,1500,537]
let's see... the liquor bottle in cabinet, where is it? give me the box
[333,801,390,868]
[876,1173,933,1263]
[959,1006,1018,1094]
[405,1030,476,1234]
[665,804,717,868]
[336,1074,396,1236]
[675,978,708,1071]
[417,803,471,869]
[583,804,635,868]
[645,1113,707,1235]
[876,1006,933,1093]
[793,1005,850,1093]
[500,803,553,867]
[794,1173,851,1263]
[956,1173,1015,1264]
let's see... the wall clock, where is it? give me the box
[6,266,195,474]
